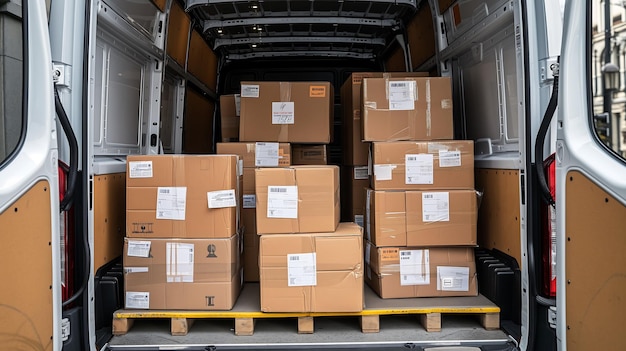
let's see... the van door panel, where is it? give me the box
[93,173,126,270]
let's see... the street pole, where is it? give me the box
[604,0,613,147]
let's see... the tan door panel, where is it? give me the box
[94,173,126,270]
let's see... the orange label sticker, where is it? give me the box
[310,86,326,97]
[381,248,399,261]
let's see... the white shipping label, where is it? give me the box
[287,253,317,286]
[405,154,434,185]
[439,150,462,168]
[129,161,153,178]
[207,189,237,209]
[255,142,280,167]
[234,94,241,116]
[243,194,256,209]
[354,166,369,180]
[422,192,450,222]
[127,240,151,258]
[166,243,194,283]
[126,292,149,309]
[241,84,259,98]
[437,266,470,291]
[388,81,416,110]
[399,250,430,286]
[354,214,364,228]
[156,187,186,220]
[267,186,298,218]
[374,164,396,181]
[272,102,295,124]
[124,267,149,273]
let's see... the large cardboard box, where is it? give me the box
[126,155,241,239]
[370,141,474,190]
[255,166,340,234]
[239,81,333,143]
[366,189,477,247]
[291,144,328,165]
[259,223,363,312]
[361,77,453,141]
[123,235,242,310]
[365,244,477,298]
[220,94,240,142]
[341,72,428,165]
[340,165,369,227]
[217,142,291,168]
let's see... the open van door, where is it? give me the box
[0,1,61,350]
[557,0,626,349]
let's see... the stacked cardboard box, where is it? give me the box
[216,142,292,282]
[357,76,479,298]
[124,155,243,310]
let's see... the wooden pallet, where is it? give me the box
[113,284,500,336]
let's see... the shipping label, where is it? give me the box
[207,189,237,209]
[381,248,399,261]
[166,243,194,283]
[354,166,369,180]
[241,84,259,98]
[156,187,186,220]
[127,240,151,258]
[287,253,317,286]
[129,161,153,178]
[255,142,280,167]
[374,164,396,181]
[354,214,364,228]
[405,154,434,185]
[437,266,470,291]
[439,150,462,167]
[309,86,326,97]
[272,102,295,124]
[399,249,430,286]
[234,94,241,116]
[267,186,298,218]
[124,267,149,273]
[126,292,149,309]
[243,194,256,209]
[388,80,416,111]
[422,192,450,222]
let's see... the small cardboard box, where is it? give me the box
[255,166,340,234]
[341,72,428,165]
[370,141,474,191]
[366,189,477,247]
[340,165,369,227]
[259,223,363,312]
[124,235,242,310]
[291,144,328,165]
[361,77,453,141]
[126,155,241,238]
[220,94,240,142]
[365,243,477,298]
[239,81,333,143]
[217,142,291,168]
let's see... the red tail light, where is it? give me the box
[59,162,75,303]
[542,153,557,297]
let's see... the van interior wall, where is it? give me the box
[183,87,215,154]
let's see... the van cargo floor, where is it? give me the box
[106,284,511,349]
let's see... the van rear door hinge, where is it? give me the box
[548,306,557,329]
[53,63,70,87]
[539,57,559,84]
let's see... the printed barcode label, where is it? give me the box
[267,186,298,218]
[439,150,462,168]
[287,253,316,287]
[156,187,186,220]
[437,266,470,291]
[388,80,416,110]
[405,154,434,185]
[241,85,259,98]
[129,161,153,178]
[128,241,151,258]
[243,194,256,209]
[255,142,280,167]
[208,189,237,209]
[272,102,295,124]
[399,249,430,286]
[422,192,450,222]
[354,166,369,180]
[126,292,149,309]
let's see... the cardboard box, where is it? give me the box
[370,141,474,190]
[365,244,477,298]
[291,144,328,165]
[239,81,333,143]
[217,142,291,168]
[126,155,241,238]
[123,235,242,310]
[220,94,240,142]
[340,165,369,227]
[361,77,453,141]
[341,72,428,165]
[255,166,340,234]
[259,222,363,312]
[366,189,477,247]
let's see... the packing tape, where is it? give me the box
[278,82,292,142]
[426,79,432,137]
[173,155,186,235]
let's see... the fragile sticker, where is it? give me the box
[287,253,317,286]
[272,102,295,124]
[156,187,186,220]
[129,161,153,178]
[255,142,280,167]
[309,86,327,97]
[405,154,434,185]
[267,186,298,219]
